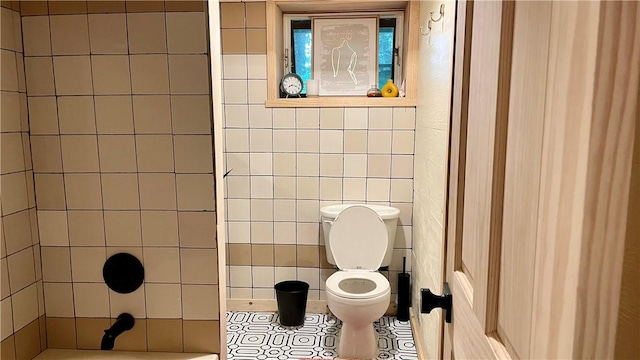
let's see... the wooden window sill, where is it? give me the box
[265,96,417,108]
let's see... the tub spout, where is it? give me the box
[101,313,135,350]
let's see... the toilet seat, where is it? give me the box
[326,271,390,300]
[329,205,387,271]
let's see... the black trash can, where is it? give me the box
[274,280,309,327]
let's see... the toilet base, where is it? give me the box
[337,322,379,359]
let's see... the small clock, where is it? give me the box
[280,73,303,98]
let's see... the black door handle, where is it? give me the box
[420,282,452,323]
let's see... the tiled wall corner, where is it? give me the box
[1,3,47,360]
[18,0,219,353]
[220,2,416,303]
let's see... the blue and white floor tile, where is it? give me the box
[226,312,419,360]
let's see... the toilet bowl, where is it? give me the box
[324,205,393,359]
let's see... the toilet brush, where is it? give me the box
[397,256,410,321]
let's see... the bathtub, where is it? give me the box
[34,349,219,360]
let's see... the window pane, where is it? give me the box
[292,28,312,94]
[378,26,395,90]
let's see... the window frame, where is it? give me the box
[265,0,419,108]
[282,11,405,93]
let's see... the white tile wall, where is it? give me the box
[222,48,417,298]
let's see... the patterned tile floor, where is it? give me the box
[226,311,419,360]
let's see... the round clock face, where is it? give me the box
[280,73,303,96]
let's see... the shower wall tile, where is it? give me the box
[221,2,415,300]
[19,1,218,354]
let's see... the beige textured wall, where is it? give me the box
[411,0,456,357]
[615,106,640,359]
[220,2,417,302]
[0,2,47,359]
[17,0,220,354]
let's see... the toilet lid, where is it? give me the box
[329,205,387,271]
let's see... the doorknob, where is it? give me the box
[421,282,452,323]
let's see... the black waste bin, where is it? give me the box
[274,280,309,327]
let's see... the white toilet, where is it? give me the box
[321,204,400,359]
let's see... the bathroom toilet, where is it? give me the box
[322,204,400,359]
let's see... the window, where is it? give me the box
[284,13,403,96]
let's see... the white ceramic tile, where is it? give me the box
[228,266,252,288]
[392,131,415,154]
[1,8,14,51]
[225,153,249,176]
[320,154,343,177]
[224,105,249,128]
[320,178,342,201]
[145,284,182,319]
[297,267,320,289]
[88,14,128,54]
[369,107,393,129]
[225,128,249,152]
[296,130,319,153]
[1,297,12,340]
[249,128,272,152]
[272,108,295,128]
[53,56,93,95]
[367,179,391,202]
[252,288,275,299]
[343,178,366,202]
[222,54,247,79]
[250,176,273,198]
[392,107,416,130]
[248,105,272,128]
[344,107,368,129]
[11,284,38,331]
[251,199,273,222]
[22,16,51,56]
[228,288,252,298]
[252,266,274,288]
[227,199,251,221]
[247,55,267,79]
[274,267,297,283]
[227,222,251,244]
[343,154,367,177]
[166,12,207,54]
[368,131,393,154]
[109,286,146,318]
[273,200,296,222]
[71,247,106,283]
[295,108,319,129]
[272,130,295,153]
[37,211,69,246]
[50,15,90,55]
[391,154,414,178]
[144,247,181,283]
[1,258,9,299]
[7,248,35,293]
[249,153,273,175]
[296,154,319,176]
[223,80,248,104]
[182,285,219,320]
[273,222,296,245]
[296,200,319,223]
[43,283,74,318]
[391,179,414,202]
[297,177,319,200]
[319,130,343,154]
[250,222,273,244]
[247,80,267,104]
[320,108,344,129]
[273,177,296,199]
[226,176,250,199]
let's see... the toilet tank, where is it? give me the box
[320,204,400,268]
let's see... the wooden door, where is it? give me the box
[444,1,640,359]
